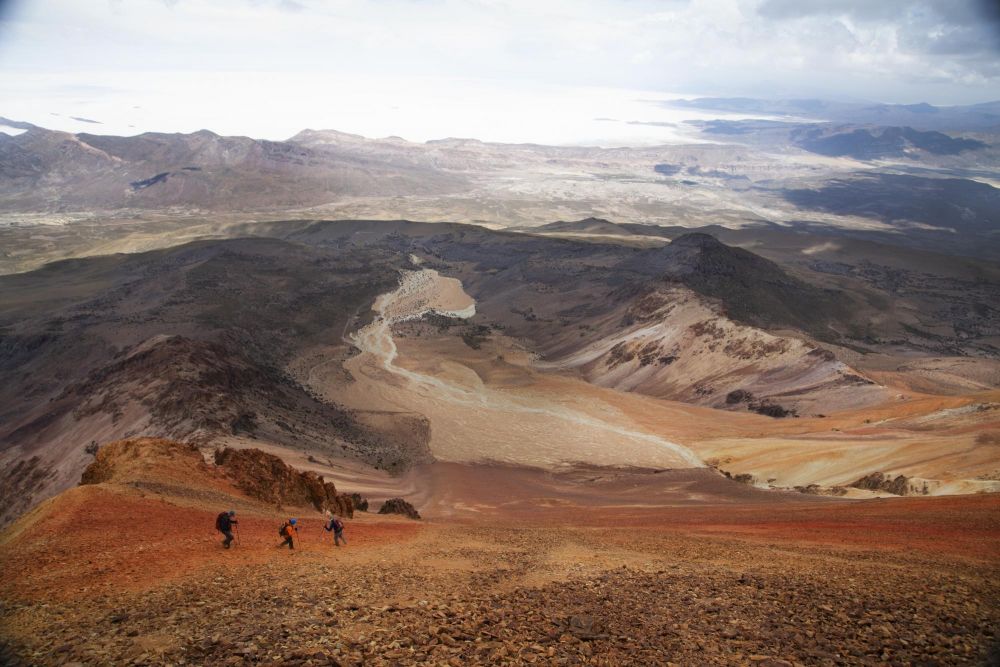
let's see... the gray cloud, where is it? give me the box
[758,0,999,25]
[758,0,1000,45]
[759,0,913,22]
[757,0,1000,86]
[0,0,997,108]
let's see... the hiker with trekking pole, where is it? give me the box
[215,510,238,549]
[324,511,347,547]
[278,518,298,550]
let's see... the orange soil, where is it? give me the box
[3,476,997,609]
[412,461,1000,562]
[596,495,1000,562]
[0,485,422,602]
[438,482,1000,562]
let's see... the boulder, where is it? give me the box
[850,472,928,496]
[377,497,421,520]
[349,492,369,512]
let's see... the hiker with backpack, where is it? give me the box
[324,511,347,547]
[278,518,298,550]
[216,510,238,549]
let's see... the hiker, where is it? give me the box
[324,511,347,547]
[216,510,238,549]
[278,518,298,550]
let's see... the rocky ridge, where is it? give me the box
[214,447,354,517]
[79,438,356,517]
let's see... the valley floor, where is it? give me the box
[1,484,997,666]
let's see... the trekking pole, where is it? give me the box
[235,524,241,546]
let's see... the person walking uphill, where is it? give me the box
[324,511,347,547]
[278,518,298,550]
[216,510,238,549]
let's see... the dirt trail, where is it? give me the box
[341,269,703,469]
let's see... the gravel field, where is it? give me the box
[2,490,997,666]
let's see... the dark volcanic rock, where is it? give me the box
[726,389,753,405]
[129,172,170,190]
[349,492,369,512]
[850,471,928,496]
[749,400,796,419]
[782,174,1000,237]
[623,232,857,341]
[724,389,796,418]
[377,497,421,520]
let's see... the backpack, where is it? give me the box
[278,523,287,537]
[332,517,344,532]
[216,512,228,531]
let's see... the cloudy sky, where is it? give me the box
[0,0,998,142]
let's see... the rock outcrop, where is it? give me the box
[79,437,214,487]
[79,438,355,516]
[349,493,369,512]
[214,447,354,517]
[850,472,930,496]
[377,497,421,520]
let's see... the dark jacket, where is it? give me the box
[216,512,236,532]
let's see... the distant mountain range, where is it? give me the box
[793,124,984,159]
[791,125,985,159]
[667,97,1000,131]
[690,119,990,160]
[1,115,997,262]
[0,121,463,211]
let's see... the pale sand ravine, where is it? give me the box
[342,269,704,470]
